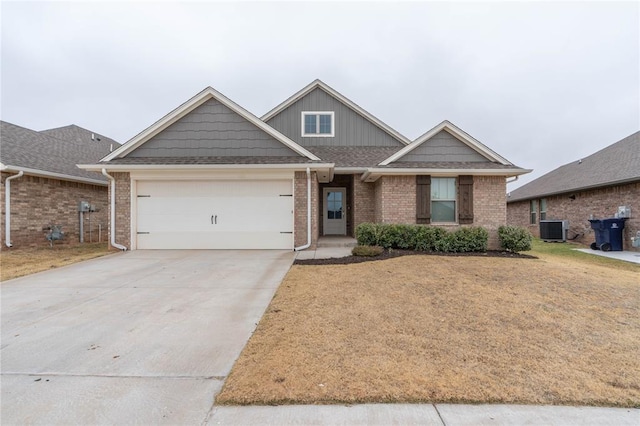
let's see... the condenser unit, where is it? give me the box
[540,220,568,242]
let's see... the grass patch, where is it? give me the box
[217,251,640,407]
[1,243,112,281]
[530,239,640,272]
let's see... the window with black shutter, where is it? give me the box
[458,175,474,224]
[416,175,431,224]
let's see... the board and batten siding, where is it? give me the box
[398,130,489,163]
[128,98,301,158]
[266,88,404,148]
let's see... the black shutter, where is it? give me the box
[416,175,431,224]
[458,175,474,224]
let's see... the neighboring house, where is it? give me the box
[507,131,639,251]
[79,80,529,251]
[1,122,120,247]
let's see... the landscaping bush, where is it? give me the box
[351,245,384,257]
[447,227,489,253]
[498,225,532,253]
[414,226,448,251]
[355,223,382,246]
[355,223,489,253]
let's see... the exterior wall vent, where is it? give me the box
[540,220,568,242]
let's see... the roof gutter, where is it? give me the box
[79,163,335,172]
[2,164,108,186]
[4,171,24,247]
[361,168,532,182]
[101,169,127,251]
[294,167,312,251]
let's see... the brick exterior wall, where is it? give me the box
[294,171,319,249]
[111,172,131,249]
[507,181,640,252]
[472,176,507,250]
[367,175,506,250]
[0,172,109,247]
[353,174,375,229]
[375,176,417,224]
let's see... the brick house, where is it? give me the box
[507,131,639,251]
[1,122,120,247]
[79,80,529,251]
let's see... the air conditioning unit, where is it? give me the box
[540,220,568,242]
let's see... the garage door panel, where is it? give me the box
[136,180,293,249]
[137,180,291,197]
[137,231,292,250]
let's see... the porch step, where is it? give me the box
[317,237,358,248]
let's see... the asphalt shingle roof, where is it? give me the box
[508,131,640,202]
[305,146,399,168]
[0,121,120,183]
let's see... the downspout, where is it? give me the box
[101,169,127,251]
[4,171,24,247]
[294,167,312,251]
[506,176,519,184]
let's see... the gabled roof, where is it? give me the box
[261,79,412,146]
[103,86,320,162]
[508,131,640,202]
[380,120,513,166]
[0,121,119,185]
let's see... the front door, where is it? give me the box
[323,188,346,235]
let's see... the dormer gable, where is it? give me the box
[263,80,410,148]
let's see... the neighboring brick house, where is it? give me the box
[80,80,529,251]
[507,131,639,251]
[1,122,120,247]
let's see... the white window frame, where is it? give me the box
[431,177,457,224]
[301,111,335,137]
[539,198,547,221]
[530,200,538,225]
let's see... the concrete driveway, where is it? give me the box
[1,250,294,425]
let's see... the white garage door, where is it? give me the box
[136,180,293,249]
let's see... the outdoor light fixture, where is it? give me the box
[569,194,576,200]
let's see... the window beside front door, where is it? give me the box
[431,177,456,223]
[302,112,334,137]
[323,188,346,235]
[416,175,473,225]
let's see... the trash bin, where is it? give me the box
[589,218,626,251]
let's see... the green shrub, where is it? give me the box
[414,226,447,251]
[355,223,489,253]
[352,245,384,257]
[446,227,489,253]
[355,223,380,246]
[498,225,532,253]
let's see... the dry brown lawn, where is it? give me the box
[1,242,112,282]
[217,253,640,407]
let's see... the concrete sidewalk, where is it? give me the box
[295,236,356,260]
[574,248,640,264]
[208,403,639,425]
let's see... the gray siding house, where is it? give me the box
[80,80,529,251]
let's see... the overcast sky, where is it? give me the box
[1,1,638,191]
